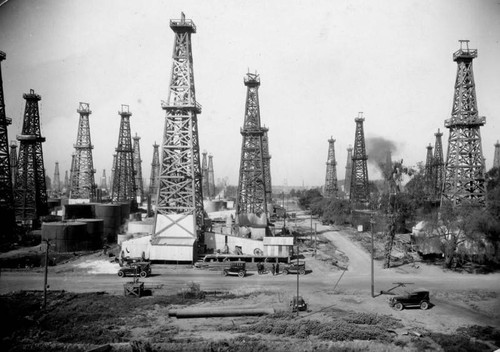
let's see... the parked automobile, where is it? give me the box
[290,296,308,312]
[222,261,246,278]
[389,289,431,311]
[117,262,151,278]
[283,261,306,275]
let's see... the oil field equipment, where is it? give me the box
[442,40,486,206]
[132,133,144,202]
[262,128,272,204]
[493,141,500,169]
[208,153,215,199]
[148,142,159,202]
[349,112,369,205]
[324,137,338,198]
[344,145,353,197]
[202,150,209,199]
[432,129,444,201]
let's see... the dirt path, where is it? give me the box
[322,230,372,275]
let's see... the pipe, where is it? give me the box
[169,307,274,319]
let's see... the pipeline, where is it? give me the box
[169,307,274,319]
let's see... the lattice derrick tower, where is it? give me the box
[132,133,144,201]
[69,103,96,200]
[494,141,500,169]
[262,128,272,203]
[442,40,486,206]
[424,144,433,197]
[235,73,268,222]
[155,13,205,234]
[208,154,215,199]
[201,151,209,199]
[112,105,136,203]
[431,129,444,200]
[324,137,338,198]
[344,146,353,196]
[349,113,369,205]
[100,169,107,190]
[52,162,61,196]
[0,50,16,237]
[10,141,17,187]
[13,89,48,221]
[110,153,117,193]
[149,143,159,201]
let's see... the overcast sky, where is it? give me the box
[1,0,499,188]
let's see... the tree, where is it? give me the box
[298,188,322,210]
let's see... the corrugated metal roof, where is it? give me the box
[151,237,196,246]
[263,236,294,246]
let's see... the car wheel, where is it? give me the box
[420,301,429,310]
[222,270,228,276]
[140,271,147,278]
[238,271,245,278]
[118,271,124,277]
[394,302,403,311]
[299,269,306,275]
[283,270,289,275]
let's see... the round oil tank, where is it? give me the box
[41,221,88,252]
[76,218,104,249]
[64,204,94,220]
[95,204,121,226]
[119,202,130,224]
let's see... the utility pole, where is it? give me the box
[43,239,50,309]
[370,213,375,297]
[296,244,300,317]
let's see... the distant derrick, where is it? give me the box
[132,133,144,202]
[494,141,500,169]
[235,72,268,224]
[154,12,205,238]
[13,89,48,222]
[9,141,17,187]
[110,153,116,194]
[52,161,61,196]
[69,102,96,200]
[344,146,353,197]
[432,129,444,200]
[111,105,136,203]
[442,41,486,206]
[424,144,433,197]
[208,154,215,199]
[324,137,338,198]
[349,113,369,205]
[148,143,159,202]
[262,128,272,203]
[100,169,107,191]
[202,151,209,199]
[0,50,15,237]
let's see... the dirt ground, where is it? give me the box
[1,216,500,351]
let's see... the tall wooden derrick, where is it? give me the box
[349,113,369,205]
[69,103,96,200]
[235,73,268,225]
[493,141,500,169]
[100,169,107,191]
[344,146,353,197]
[424,144,434,197]
[112,105,136,203]
[148,143,159,201]
[52,161,61,197]
[442,41,486,206]
[201,151,209,199]
[432,129,444,201]
[0,51,16,237]
[208,154,215,199]
[324,137,338,198]
[132,133,144,202]
[13,89,48,223]
[262,128,272,204]
[154,13,205,238]
[110,153,116,194]
[9,141,17,187]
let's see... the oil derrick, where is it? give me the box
[69,103,96,200]
[442,40,486,206]
[493,141,500,169]
[110,153,116,193]
[112,105,136,203]
[349,112,369,205]
[344,146,353,197]
[0,50,16,238]
[52,162,61,196]
[132,133,144,202]
[235,72,268,225]
[148,143,159,201]
[324,137,338,198]
[10,141,17,187]
[424,144,433,197]
[202,151,209,199]
[63,170,69,196]
[208,154,215,199]
[262,128,272,204]
[432,129,444,200]
[154,13,205,238]
[100,169,107,191]
[13,89,48,223]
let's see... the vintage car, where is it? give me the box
[282,261,306,275]
[117,262,151,278]
[389,289,431,311]
[290,296,308,312]
[222,261,246,278]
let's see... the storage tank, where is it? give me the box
[41,221,88,252]
[119,202,130,224]
[64,203,94,220]
[75,218,104,250]
[95,204,122,244]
